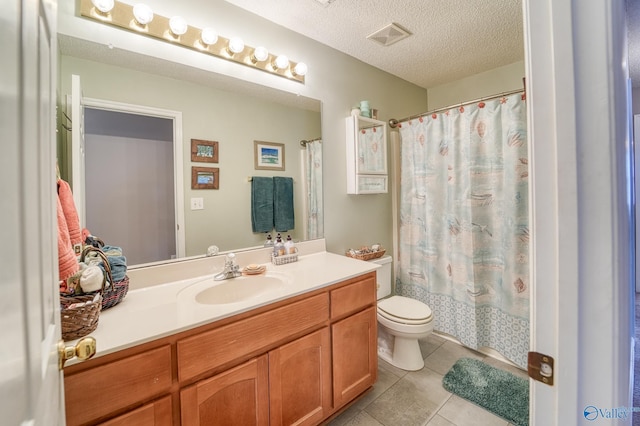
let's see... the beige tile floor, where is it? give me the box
[328,333,529,426]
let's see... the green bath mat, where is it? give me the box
[442,358,529,426]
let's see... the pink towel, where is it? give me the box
[58,179,82,248]
[57,196,79,282]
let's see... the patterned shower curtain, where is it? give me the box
[396,93,529,368]
[304,140,324,239]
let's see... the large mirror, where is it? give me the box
[57,35,323,267]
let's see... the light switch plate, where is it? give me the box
[190,197,204,210]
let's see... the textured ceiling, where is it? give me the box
[224,0,640,89]
[224,0,525,89]
[61,0,640,93]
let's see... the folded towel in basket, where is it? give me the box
[274,176,294,232]
[251,177,274,233]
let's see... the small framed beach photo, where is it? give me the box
[191,166,219,189]
[191,139,219,163]
[254,140,285,171]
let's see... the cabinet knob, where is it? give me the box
[58,337,97,370]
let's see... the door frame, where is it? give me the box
[524,0,633,424]
[82,97,186,259]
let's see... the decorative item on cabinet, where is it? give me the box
[345,114,388,194]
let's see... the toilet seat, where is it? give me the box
[378,295,432,325]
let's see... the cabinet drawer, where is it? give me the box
[177,293,329,382]
[99,395,172,426]
[330,273,376,319]
[65,345,172,426]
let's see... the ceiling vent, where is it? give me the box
[367,23,412,47]
[313,0,337,7]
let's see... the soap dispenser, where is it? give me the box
[274,234,285,257]
[264,234,274,248]
[285,235,296,254]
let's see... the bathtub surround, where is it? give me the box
[397,92,529,368]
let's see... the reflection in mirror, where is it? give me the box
[58,35,322,268]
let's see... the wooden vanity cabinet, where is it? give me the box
[269,327,332,426]
[330,274,378,410]
[180,355,270,425]
[63,271,377,425]
[99,396,172,426]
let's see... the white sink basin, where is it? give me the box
[177,272,292,306]
[196,275,288,305]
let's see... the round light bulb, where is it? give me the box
[228,37,245,54]
[169,16,187,36]
[293,62,308,76]
[201,28,218,46]
[91,0,114,13]
[273,55,289,70]
[133,3,153,25]
[253,46,269,62]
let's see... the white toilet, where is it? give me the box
[372,255,434,371]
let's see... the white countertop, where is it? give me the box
[88,251,379,359]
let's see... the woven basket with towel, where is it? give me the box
[80,246,129,310]
[59,250,112,341]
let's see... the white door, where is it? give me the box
[1,0,64,424]
[70,74,86,228]
[524,0,633,425]
[81,98,186,261]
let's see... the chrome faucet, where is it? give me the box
[214,253,242,280]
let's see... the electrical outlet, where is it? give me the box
[190,197,204,210]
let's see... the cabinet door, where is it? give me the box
[332,307,378,408]
[269,328,331,426]
[99,396,172,426]
[180,355,269,426]
[64,345,172,426]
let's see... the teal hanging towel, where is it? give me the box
[251,176,274,233]
[274,176,294,232]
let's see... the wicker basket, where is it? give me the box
[345,248,386,261]
[81,246,129,310]
[60,292,102,341]
[271,252,298,265]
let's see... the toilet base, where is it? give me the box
[378,335,425,371]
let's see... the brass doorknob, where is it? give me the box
[58,337,97,370]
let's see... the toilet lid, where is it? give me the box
[378,295,432,324]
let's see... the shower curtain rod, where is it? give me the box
[388,88,525,128]
[300,137,321,146]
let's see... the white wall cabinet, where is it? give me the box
[345,115,388,194]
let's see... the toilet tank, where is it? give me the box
[369,255,392,300]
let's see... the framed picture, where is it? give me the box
[191,139,219,163]
[254,140,285,171]
[191,166,219,189]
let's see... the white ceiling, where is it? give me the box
[223,0,640,89]
[60,1,640,93]
[224,0,525,89]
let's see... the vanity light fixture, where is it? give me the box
[293,62,308,77]
[251,46,269,63]
[169,16,187,37]
[91,0,114,14]
[200,27,218,46]
[79,0,306,83]
[227,37,245,55]
[132,3,153,26]
[273,54,289,71]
